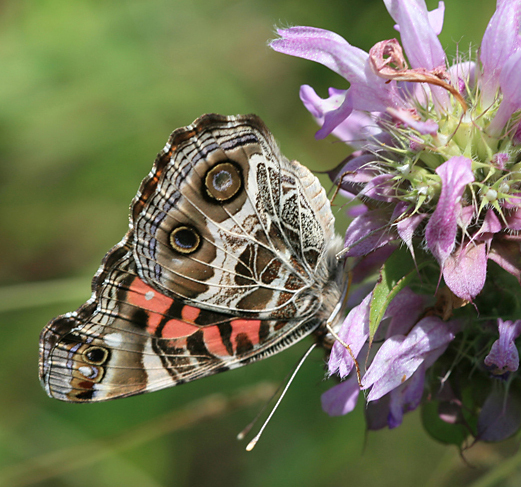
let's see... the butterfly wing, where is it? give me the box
[39,114,342,402]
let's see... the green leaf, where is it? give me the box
[368,247,426,342]
[421,400,468,446]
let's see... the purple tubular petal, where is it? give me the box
[327,150,368,184]
[363,317,456,402]
[273,26,348,43]
[425,156,475,267]
[397,212,426,257]
[383,0,445,69]
[359,174,399,202]
[449,61,477,94]
[478,209,502,236]
[489,50,521,136]
[299,84,336,119]
[484,319,521,374]
[271,27,363,75]
[480,0,521,103]
[427,1,445,35]
[392,201,426,259]
[348,204,368,218]
[328,294,371,378]
[499,50,521,107]
[344,209,398,257]
[362,334,408,400]
[475,209,502,247]
[331,110,381,147]
[271,27,368,84]
[395,2,445,36]
[457,205,475,231]
[384,287,427,337]
[300,85,381,142]
[316,90,355,139]
[442,242,487,301]
[321,376,360,416]
[366,395,392,430]
[299,85,353,141]
[387,365,426,428]
[477,388,521,442]
[387,107,439,134]
[480,0,521,105]
[331,153,376,186]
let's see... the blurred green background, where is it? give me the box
[2,0,520,486]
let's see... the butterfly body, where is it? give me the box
[39,114,343,402]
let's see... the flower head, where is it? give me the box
[271,0,521,444]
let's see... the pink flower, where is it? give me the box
[272,0,521,442]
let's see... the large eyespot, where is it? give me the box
[83,346,109,365]
[204,162,242,202]
[170,225,201,254]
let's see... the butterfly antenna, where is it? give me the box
[236,376,288,441]
[236,354,307,442]
[239,342,317,451]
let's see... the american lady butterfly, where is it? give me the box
[39,114,345,402]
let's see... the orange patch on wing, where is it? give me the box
[181,305,201,323]
[127,277,174,334]
[127,278,173,312]
[162,320,199,340]
[159,304,202,340]
[230,319,262,351]
[203,326,230,357]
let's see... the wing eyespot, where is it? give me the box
[83,346,109,365]
[204,161,242,202]
[169,225,201,254]
[78,365,104,382]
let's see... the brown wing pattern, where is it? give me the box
[39,114,342,402]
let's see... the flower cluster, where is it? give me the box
[271,0,521,444]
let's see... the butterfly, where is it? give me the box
[39,113,346,402]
